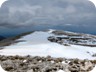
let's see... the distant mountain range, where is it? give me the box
[0,36,6,41]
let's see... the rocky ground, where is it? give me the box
[0,55,96,72]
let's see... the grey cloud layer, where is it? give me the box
[0,0,96,27]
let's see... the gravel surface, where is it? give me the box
[0,55,96,72]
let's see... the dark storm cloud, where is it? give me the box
[0,0,96,28]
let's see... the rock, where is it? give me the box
[23,60,27,63]
[27,69,33,72]
[0,55,96,72]
[80,60,94,71]
[92,53,96,57]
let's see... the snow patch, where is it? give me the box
[0,65,7,72]
[90,65,96,72]
[0,31,96,60]
[57,70,65,72]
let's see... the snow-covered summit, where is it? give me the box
[0,30,96,60]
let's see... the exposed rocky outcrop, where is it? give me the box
[0,55,95,72]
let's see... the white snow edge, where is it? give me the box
[0,65,7,72]
[90,65,96,72]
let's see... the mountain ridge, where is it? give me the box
[0,29,96,60]
[0,29,96,47]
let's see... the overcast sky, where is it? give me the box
[0,0,96,36]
